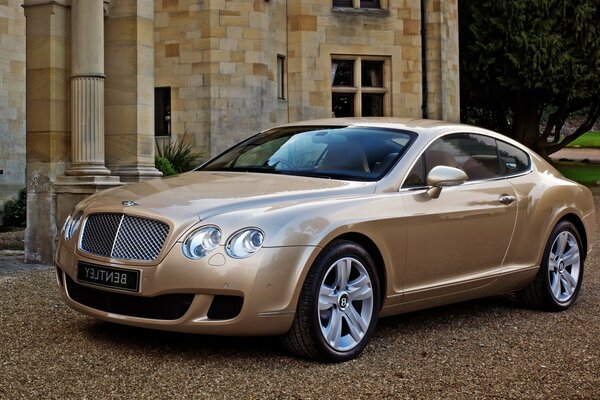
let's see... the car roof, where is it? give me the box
[278,117,491,138]
[276,117,528,149]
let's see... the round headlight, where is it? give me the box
[63,210,83,241]
[226,228,265,259]
[182,226,222,259]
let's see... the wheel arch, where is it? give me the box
[557,213,588,258]
[331,232,387,309]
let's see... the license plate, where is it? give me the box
[77,262,140,292]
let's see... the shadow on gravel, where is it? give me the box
[78,293,526,360]
[80,320,284,360]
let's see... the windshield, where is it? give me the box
[200,126,416,181]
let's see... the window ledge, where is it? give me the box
[331,7,389,16]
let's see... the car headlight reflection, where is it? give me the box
[226,228,265,259]
[182,226,222,259]
[63,210,83,241]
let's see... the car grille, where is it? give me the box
[65,275,194,320]
[80,213,169,261]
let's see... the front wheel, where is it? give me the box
[281,240,381,362]
[519,220,584,311]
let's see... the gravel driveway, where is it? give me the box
[1,193,599,399]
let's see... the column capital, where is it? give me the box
[22,0,71,8]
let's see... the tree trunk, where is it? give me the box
[511,92,543,155]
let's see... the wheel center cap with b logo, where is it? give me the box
[338,292,349,311]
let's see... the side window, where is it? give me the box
[403,155,426,188]
[497,140,530,176]
[402,133,503,188]
[440,134,501,181]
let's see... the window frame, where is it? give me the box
[331,55,391,118]
[332,0,385,10]
[400,132,533,190]
[277,55,286,100]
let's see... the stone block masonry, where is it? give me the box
[0,0,26,215]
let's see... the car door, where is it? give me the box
[399,133,518,302]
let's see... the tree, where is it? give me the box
[459,0,600,157]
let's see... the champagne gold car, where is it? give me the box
[55,118,596,362]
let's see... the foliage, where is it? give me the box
[3,188,27,227]
[460,0,600,157]
[565,131,600,148]
[553,161,600,186]
[155,156,178,176]
[156,134,202,173]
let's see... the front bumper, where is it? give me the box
[55,243,319,336]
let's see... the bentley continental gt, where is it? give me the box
[55,118,596,362]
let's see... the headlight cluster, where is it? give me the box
[182,226,222,259]
[63,210,83,241]
[225,228,265,259]
[182,226,265,260]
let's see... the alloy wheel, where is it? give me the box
[318,257,374,352]
[548,231,581,303]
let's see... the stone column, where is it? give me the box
[23,0,71,264]
[425,0,460,122]
[104,0,161,182]
[286,2,325,122]
[65,0,112,176]
[53,0,121,263]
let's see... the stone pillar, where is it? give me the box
[286,2,325,122]
[104,0,161,182]
[425,0,460,122]
[23,0,121,264]
[55,0,121,229]
[65,0,112,176]
[23,0,71,263]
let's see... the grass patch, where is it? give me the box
[565,131,600,148]
[554,161,600,186]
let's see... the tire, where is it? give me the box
[518,220,584,311]
[281,239,381,362]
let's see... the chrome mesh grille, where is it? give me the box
[80,213,169,261]
[80,214,122,258]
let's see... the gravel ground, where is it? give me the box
[0,229,24,251]
[1,195,599,399]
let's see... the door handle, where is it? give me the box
[498,194,516,205]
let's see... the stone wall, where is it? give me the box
[0,0,25,223]
[155,0,288,158]
[155,0,460,157]
[287,1,424,121]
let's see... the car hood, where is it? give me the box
[77,171,375,225]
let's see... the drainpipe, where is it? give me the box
[420,0,428,119]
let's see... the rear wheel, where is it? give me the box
[519,220,584,311]
[281,240,380,362]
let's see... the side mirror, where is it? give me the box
[425,166,468,198]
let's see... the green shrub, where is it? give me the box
[155,156,178,177]
[156,134,202,173]
[3,188,27,227]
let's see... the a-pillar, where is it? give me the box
[104,0,161,182]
